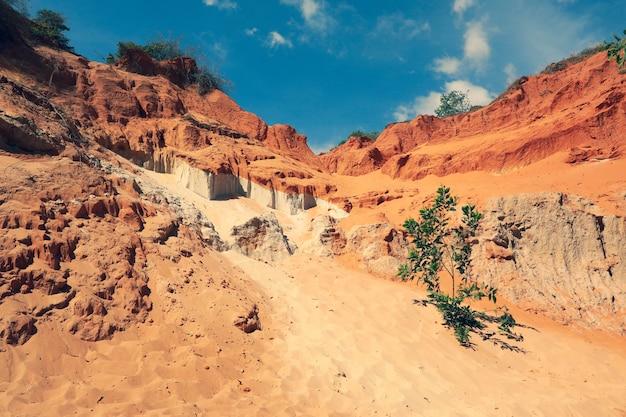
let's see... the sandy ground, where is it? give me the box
[1,166,625,417]
[225,251,626,417]
[4,248,624,416]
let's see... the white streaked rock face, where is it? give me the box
[474,192,626,334]
[144,152,348,217]
[230,211,296,263]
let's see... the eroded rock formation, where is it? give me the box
[300,215,347,258]
[474,193,626,333]
[300,216,408,277]
[0,157,154,344]
[346,223,409,277]
[230,212,296,263]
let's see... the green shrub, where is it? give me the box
[331,130,379,149]
[435,90,471,118]
[398,186,517,346]
[106,34,230,95]
[349,129,380,140]
[31,9,73,51]
[106,34,194,64]
[194,63,230,95]
[105,41,142,64]
[141,37,188,61]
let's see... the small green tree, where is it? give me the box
[434,90,471,118]
[398,186,516,346]
[31,9,72,51]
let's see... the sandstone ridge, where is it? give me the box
[319,52,626,180]
[0,8,339,215]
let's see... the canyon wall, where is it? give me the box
[319,52,626,180]
[474,192,626,333]
[145,150,346,216]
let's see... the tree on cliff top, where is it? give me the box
[434,90,471,118]
[31,9,73,52]
[1,1,73,52]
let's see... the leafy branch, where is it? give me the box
[603,29,626,70]
[399,186,518,346]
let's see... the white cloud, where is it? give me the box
[433,57,462,75]
[210,42,228,61]
[453,0,477,15]
[492,2,593,72]
[444,80,494,105]
[267,31,293,48]
[503,63,517,85]
[432,20,490,76]
[375,13,430,39]
[301,0,319,21]
[202,0,237,10]
[393,92,441,121]
[393,80,494,121]
[245,27,258,36]
[280,0,334,32]
[464,21,490,66]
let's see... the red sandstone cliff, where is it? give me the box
[319,52,625,179]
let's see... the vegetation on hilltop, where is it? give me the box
[2,0,228,95]
[106,34,230,95]
[435,90,471,118]
[30,9,73,52]
[348,129,380,140]
[494,41,608,105]
[399,186,519,347]
[541,43,605,74]
[542,30,626,75]
[3,0,28,16]
[334,129,380,148]
[1,0,73,52]
[105,34,196,64]
[603,29,626,71]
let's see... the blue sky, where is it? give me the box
[26,0,626,152]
